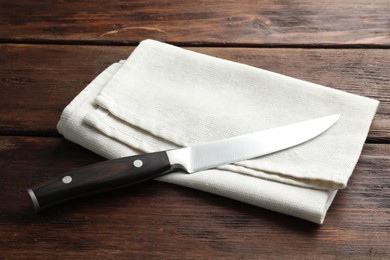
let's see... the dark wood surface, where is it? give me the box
[1,0,389,46]
[0,1,389,259]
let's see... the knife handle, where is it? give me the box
[27,151,172,213]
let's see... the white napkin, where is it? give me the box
[57,40,378,224]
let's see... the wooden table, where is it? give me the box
[1,1,389,258]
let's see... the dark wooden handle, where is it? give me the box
[27,151,172,212]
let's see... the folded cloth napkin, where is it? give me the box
[57,40,379,224]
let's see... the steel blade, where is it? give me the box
[167,114,340,173]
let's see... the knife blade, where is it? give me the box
[27,114,340,212]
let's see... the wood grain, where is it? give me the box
[1,44,389,141]
[1,0,389,258]
[0,136,389,258]
[0,0,389,46]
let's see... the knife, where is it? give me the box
[27,114,340,212]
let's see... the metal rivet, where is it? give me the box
[62,176,72,184]
[133,159,143,168]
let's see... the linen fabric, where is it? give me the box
[58,40,378,224]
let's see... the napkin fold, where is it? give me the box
[57,40,379,224]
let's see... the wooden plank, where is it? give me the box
[0,136,389,258]
[0,0,389,46]
[1,44,389,141]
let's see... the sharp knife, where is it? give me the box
[27,114,340,212]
